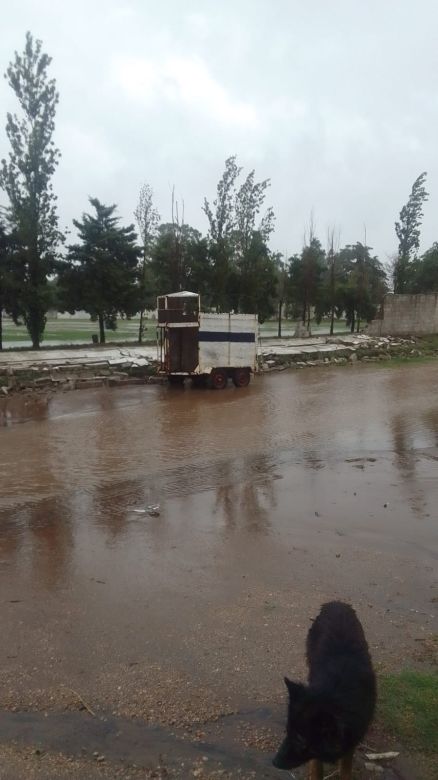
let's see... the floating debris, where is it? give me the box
[146,504,161,516]
[129,504,161,517]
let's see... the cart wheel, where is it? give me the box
[232,368,250,388]
[210,369,228,390]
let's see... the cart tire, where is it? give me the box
[232,368,250,388]
[210,369,228,390]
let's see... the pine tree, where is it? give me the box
[59,199,141,344]
[0,32,62,348]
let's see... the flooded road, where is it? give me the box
[0,363,437,778]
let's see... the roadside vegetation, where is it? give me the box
[379,670,438,753]
[1,33,438,351]
[377,670,438,779]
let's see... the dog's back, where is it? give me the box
[307,601,376,748]
[273,601,376,774]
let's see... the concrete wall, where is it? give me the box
[367,294,438,336]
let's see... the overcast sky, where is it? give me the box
[1,0,437,262]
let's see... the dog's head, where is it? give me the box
[272,678,345,770]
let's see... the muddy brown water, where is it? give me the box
[0,363,437,777]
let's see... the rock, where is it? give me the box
[365,752,399,761]
[364,762,384,773]
[294,322,311,338]
[349,352,358,362]
[75,378,105,389]
[0,386,8,396]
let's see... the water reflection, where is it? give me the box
[422,409,438,448]
[0,393,51,427]
[390,413,427,519]
[1,363,438,589]
[27,497,74,589]
[0,496,73,590]
[92,479,147,540]
[213,455,277,535]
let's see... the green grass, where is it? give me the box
[379,670,438,753]
[259,318,350,337]
[6,317,438,350]
[378,355,438,368]
[2,318,157,345]
[2,317,349,347]
[416,334,438,352]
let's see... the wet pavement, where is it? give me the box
[0,362,437,778]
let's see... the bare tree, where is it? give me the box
[134,183,160,342]
[171,186,185,291]
[275,253,288,338]
[326,226,340,336]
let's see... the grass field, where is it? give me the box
[379,670,438,753]
[378,669,438,778]
[1,317,157,346]
[1,316,351,348]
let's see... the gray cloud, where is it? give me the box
[1,0,437,260]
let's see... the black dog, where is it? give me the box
[273,601,376,779]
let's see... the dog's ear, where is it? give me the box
[284,677,307,700]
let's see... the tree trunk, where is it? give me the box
[329,254,336,336]
[356,317,361,333]
[330,305,335,336]
[0,306,2,351]
[302,299,306,324]
[98,313,105,344]
[350,310,355,333]
[28,245,43,349]
[307,304,311,329]
[278,299,282,338]
[138,309,144,343]
[28,311,42,349]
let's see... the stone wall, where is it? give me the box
[367,294,438,336]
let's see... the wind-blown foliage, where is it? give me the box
[394,172,428,293]
[203,156,277,319]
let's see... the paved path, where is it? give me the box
[0,334,378,371]
[0,345,157,369]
